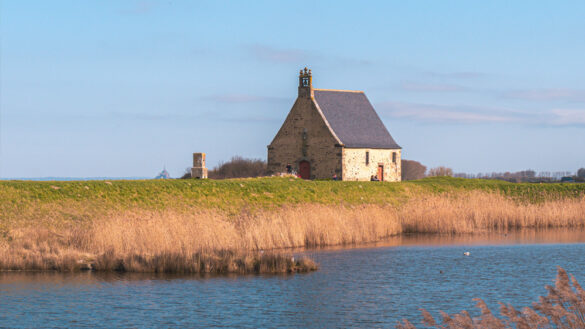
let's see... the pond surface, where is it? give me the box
[1,230,585,328]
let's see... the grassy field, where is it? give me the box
[1,177,584,272]
[2,176,584,217]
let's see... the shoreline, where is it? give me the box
[1,177,584,273]
[2,228,585,274]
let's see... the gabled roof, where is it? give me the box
[313,89,401,149]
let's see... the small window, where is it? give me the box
[392,152,397,163]
[365,151,369,165]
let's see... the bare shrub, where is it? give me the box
[454,170,584,183]
[578,168,585,178]
[405,267,584,329]
[401,159,427,180]
[180,167,191,179]
[209,156,267,179]
[428,166,454,177]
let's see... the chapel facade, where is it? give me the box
[267,68,402,181]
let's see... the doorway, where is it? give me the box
[377,165,384,181]
[299,161,311,179]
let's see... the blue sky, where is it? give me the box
[1,0,584,178]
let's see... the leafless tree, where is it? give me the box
[401,160,427,180]
[428,166,453,177]
[208,156,267,179]
[180,167,192,179]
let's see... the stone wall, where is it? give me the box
[342,148,401,181]
[267,97,342,179]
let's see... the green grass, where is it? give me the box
[1,177,584,228]
[410,176,585,202]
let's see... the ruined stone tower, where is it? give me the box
[191,153,208,179]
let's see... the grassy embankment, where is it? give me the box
[1,177,584,273]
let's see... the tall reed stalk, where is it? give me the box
[1,191,584,272]
[397,267,585,329]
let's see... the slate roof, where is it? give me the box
[313,89,401,149]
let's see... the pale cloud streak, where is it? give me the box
[201,93,289,104]
[245,44,310,64]
[502,89,585,103]
[120,1,156,15]
[422,71,486,80]
[377,101,585,126]
[243,44,372,66]
[378,101,521,124]
[550,109,585,125]
[399,81,467,92]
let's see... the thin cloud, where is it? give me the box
[550,109,585,125]
[220,115,280,123]
[423,71,486,79]
[243,44,372,66]
[503,89,585,103]
[379,101,519,124]
[333,57,373,66]
[201,93,289,104]
[245,44,310,64]
[378,101,585,127]
[6,110,280,125]
[120,1,156,15]
[400,81,467,92]
[108,111,280,124]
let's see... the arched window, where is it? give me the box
[365,151,369,165]
[392,152,397,163]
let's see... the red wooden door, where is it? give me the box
[377,165,384,181]
[299,161,311,179]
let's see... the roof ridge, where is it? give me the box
[313,88,364,93]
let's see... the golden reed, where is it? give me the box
[397,267,585,329]
[1,191,583,272]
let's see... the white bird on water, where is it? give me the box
[463,252,470,256]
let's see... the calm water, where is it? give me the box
[1,230,585,328]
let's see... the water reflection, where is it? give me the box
[1,229,585,328]
[294,227,585,253]
[0,271,299,287]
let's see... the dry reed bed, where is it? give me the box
[1,191,584,272]
[397,267,585,329]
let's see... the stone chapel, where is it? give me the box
[267,68,402,181]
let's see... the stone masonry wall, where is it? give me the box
[191,153,208,179]
[267,97,342,179]
[342,148,401,181]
